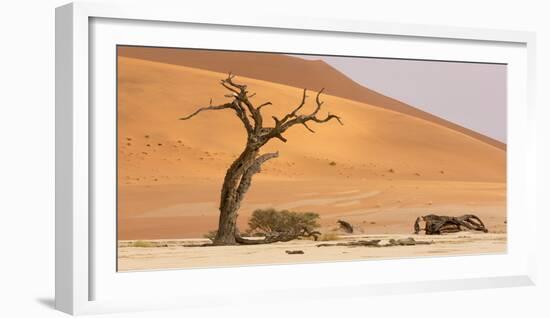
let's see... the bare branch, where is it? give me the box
[302,122,315,133]
[313,88,325,115]
[179,103,234,120]
[235,152,279,203]
[279,88,307,124]
[220,81,240,95]
[181,74,258,134]
[224,73,247,91]
[240,98,262,130]
[311,113,344,125]
[220,74,266,131]
[262,88,342,144]
[252,152,279,170]
[271,116,281,127]
[257,101,272,110]
[274,134,288,143]
[234,108,254,133]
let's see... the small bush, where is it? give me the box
[329,161,337,166]
[132,240,153,248]
[319,233,340,241]
[247,208,320,235]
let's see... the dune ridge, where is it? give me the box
[118,46,505,150]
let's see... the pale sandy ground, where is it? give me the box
[117,232,506,271]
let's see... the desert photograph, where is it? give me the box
[116,46,507,271]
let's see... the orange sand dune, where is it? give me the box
[118,46,505,150]
[117,56,506,240]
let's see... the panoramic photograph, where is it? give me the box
[116,46,507,271]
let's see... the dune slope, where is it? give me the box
[118,46,505,150]
[117,57,506,240]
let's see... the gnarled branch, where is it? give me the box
[179,102,234,121]
[235,152,279,203]
[414,214,489,235]
[277,88,308,124]
[263,88,343,145]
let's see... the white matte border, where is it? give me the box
[55,2,537,315]
[90,17,529,302]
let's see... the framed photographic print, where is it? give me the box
[56,1,537,315]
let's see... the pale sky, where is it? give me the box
[292,55,507,143]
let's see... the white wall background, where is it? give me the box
[0,0,548,317]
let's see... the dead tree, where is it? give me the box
[180,74,343,245]
[414,214,488,235]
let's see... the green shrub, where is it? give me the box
[247,208,320,235]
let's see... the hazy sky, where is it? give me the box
[292,55,507,143]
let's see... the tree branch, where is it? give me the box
[257,101,272,110]
[235,152,279,202]
[310,113,344,125]
[301,122,315,133]
[181,74,271,134]
[263,88,343,144]
[179,102,234,121]
[221,74,267,132]
[278,88,308,124]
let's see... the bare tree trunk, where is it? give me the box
[214,148,257,245]
[213,148,280,245]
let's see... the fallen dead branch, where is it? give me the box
[317,239,381,248]
[316,237,432,248]
[285,250,305,254]
[387,237,431,246]
[414,214,488,235]
[235,228,321,245]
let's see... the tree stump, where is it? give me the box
[337,219,354,233]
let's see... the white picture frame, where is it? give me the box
[55,1,537,315]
